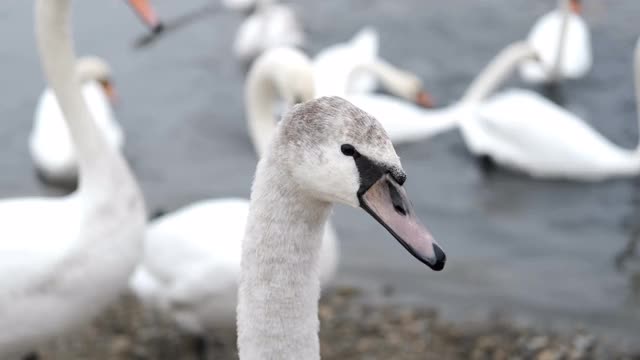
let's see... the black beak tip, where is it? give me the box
[152,22,165,34]
[429,244,446,271]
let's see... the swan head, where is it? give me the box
[375,65,434,108]
[76,56,117,103]
[126,0,164,33]
[272,96,446,270]
[399,76,434,108]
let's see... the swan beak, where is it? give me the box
[100,80,118,104]
[569,0,582,14]
[415,90,434,108]
[127,0,164,33]
[358,174,446,271]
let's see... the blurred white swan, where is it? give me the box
[0,0,158,356]
[347,41,541,144]
[129,48,338,349]
[461,39,640,181]
[233,0,305,63]
[30,56,123,185]
[519,0,592,83]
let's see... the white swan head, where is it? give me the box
[272,96,446,270]
[75,56,116,102]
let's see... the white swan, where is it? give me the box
[461,38,640,181]
[30,56,123,185]
[129,48,338,354]
[346,42,539,144]
[0,0,155,357]
[233,0,305,64]
[519,0,592,83]
[237,96,446,359]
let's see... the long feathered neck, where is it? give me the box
[245,57,282,158]
[550,0,571,80]
[238,154,330,360]
[462,42,537,103]
[35,0,128,193]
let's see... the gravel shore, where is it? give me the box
[36,287,639,360]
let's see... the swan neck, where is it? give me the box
[238,156,330,360]
[246,60,281,158]
[551,0,571,79]
[35,0,115,186]
[349,60,414,100]
[462,42,536,103]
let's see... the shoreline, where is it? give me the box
[38,286,640,359]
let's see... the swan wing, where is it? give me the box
[140,199,249,289]
[476,89,628,172]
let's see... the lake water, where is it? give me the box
[1,0,638,349]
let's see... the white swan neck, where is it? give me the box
[246,59,281,157]
[551,0,571,79]
[238,157,330,360]
[462,42,536,103]
[35,0,118,189]
[348,60,416,100]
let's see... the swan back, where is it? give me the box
[471,89,639,179]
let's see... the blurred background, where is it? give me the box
[1,0,640,359]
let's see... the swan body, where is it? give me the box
[130,198,338,333]
[130,48,338,337]
[233,0,305,64]
[238,97,446,359]
[31,58,123,184]
[0,0,157,356]
[465,88,640,180]
[519,1,592,83]
[460,37,640,181]
[313,27,379,97]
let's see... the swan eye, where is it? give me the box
[341,144,357,157]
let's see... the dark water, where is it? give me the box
[1,0,639,349]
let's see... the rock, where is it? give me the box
[526,335,549,352]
